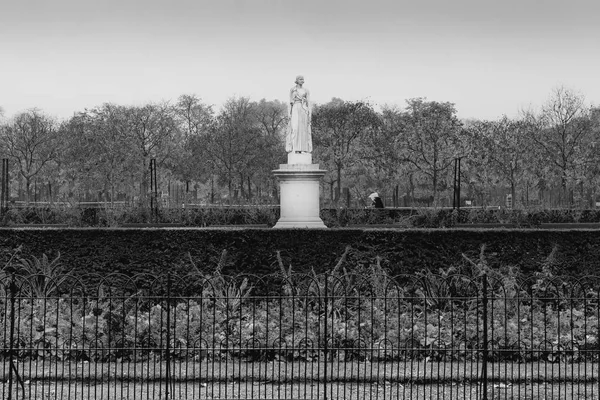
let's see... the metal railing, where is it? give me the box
[1,271,599,399]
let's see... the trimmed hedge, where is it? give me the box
[7,206,600,228]
[0,228,599,280]
[323,208,600,227]
[7,206,600,227]
[1,206,280,227]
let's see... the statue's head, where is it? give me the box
[295,75,304,84]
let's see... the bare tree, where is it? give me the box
[126,102,180,204]
[173,95,215,198]
[524,86,593,205]
[400,99,467,206]
[205,97,264,201]
[312,99,381,204]
[253,99,287,200]
[0,109,63,203]
[176,94,214,140]
[255,99,288,140]
[467,116,533,207]
[357,105,417,206]
[63,104,138,204]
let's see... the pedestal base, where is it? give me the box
[273,217,327,229]
[273,163,327,229]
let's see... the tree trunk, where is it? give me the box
[111,182,115,207]
[329,181,334,206]
[432,169,438,207]
[408,173,415,207]
[335,163,342,205]
[227,176,232,204]
[247,176,252,201]
[211,175,215,204]
[560,170,567,207]
[140,157,148,207]
[511,182,516,209]
[25,176,31,205]
[239,174,245,200]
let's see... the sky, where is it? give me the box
[1,0,599,121]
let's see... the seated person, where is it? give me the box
[368,192,384,208]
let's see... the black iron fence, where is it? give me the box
[1,270,599,399]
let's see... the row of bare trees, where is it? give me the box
[0,96,288,205]
[314,87,600,208]
[0,86,598,208]
[467,87,600,208]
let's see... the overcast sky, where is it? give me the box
[1,0,599,121]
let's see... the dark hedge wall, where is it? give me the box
[0,228,599,279]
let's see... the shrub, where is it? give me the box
[5,205,600,227]
[2,259,598,364]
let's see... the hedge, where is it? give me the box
[0,228,599,281]
[7,206,600,227]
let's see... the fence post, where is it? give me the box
[1,158,8,216]
[481,273,489,400]
[7,273,25,400]
[7,275,15,400]
[323,274,328,400]
[165,273,172,400]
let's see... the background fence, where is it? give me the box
[1,269,599,399]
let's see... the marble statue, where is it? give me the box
[286,75,312,153]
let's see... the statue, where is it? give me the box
[286,75,312,153]
[273,75,327,228]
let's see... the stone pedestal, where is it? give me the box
[272,153,327,229]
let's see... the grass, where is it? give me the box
[2,360,599,399]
